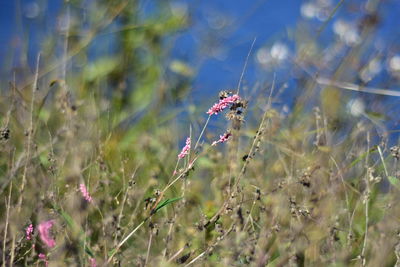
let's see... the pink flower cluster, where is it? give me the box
[80,183,93,202]
[178,137,191,159]
[207,94,240,115]
[26,224,33,240]
[212,132,232,146]
[38,220,56,248]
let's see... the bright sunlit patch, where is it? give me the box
[256,48,270,65]
[347,98,365,117]
[360,58,382,83]
[301,3,318,19]
[270,42,289,61]
[333,19,361,46]
[389,56,400,72]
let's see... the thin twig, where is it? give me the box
[316,77,400,97]
[184,223,235,267]
[295,60,400,97]
[330,156,351,223]
[194,115,211,151]
[2,182,13,267]
[237,37,257,95]
[16,53,40,212]
[114,165,140,245]
[317,0,345,35]
[361,132,371,266]
[377,146,389,177]
[167,245,185,263]
[144,231,153,266]
[106,220,146,265]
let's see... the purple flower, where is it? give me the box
[178,137,191,159]
[207,95,240,115]
[38,220,56,248]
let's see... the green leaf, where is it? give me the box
[85,245,94,258]
[60,210,76,229]
[53,205,95,258]
[83,57,118,82]
[388,176,400,190]
[108,249,116,257]
[170,60,194,77]
[153,197,183,214]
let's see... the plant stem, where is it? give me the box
[194,115,211,151]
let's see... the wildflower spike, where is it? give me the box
[178,137,191,159]
[207,94,240,116]
[26,224,33,240]
[80,183,93,202]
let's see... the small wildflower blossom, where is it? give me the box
[38,253,49,267]
[178,137,191,159]
[38,220,56,248]
[207,94,241,115]
[79,183,93,202]
[26,224,33,240]
[89,257,97,267]
[212,132,232,146]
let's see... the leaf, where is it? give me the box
[53,206,95,258]
[108,249,117,257]
[83,57,118,82]
[153,197,183,214]
[60,210,75,228]
[85,245,94,257]
[170,60,194,77]
[317,146,331,153]
[365,111,387,120]
[388,176,400,190]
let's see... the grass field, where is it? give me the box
[2,1,400,266]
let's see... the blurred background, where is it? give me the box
[1,0,400,138]
[3,2,400,265]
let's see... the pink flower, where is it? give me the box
[178,137,191,159]
[207,94,240,115]
[38,253,46,259]
[38,220,56,248]
[212,132,232,146]
[26,224,33,240]
[38,253,49,267]
[89,258,97,267]
[80,183,93,202]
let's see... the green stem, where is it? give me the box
[194,115,211,151]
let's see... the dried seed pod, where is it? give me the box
[219,90,232,99]
[0,127,10,140]
[390,146,400,159]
